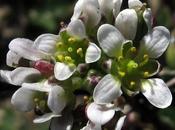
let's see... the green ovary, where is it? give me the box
[54,31,89,67]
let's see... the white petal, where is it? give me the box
[71,0,101,27]
[22,81,51,92]
[115,116,126,130]
[98,0,113,18]
[143,8,152,31]
[128,0,143,8]
[81,122,101,130]
[141,78,172,108]
[34,34,59,54]
[50,112,73,130]
[67,20,86,39]
[85,43,101,63]
[33,113,60,123]
[115,9,138,40]
[6,50,21,67]
[113,0,123,18]
[93,74,122,104]
[97,24,125,57]
[9,38,46,61]
[48,85,66,114]
[87,103,115,125]
[71,0,84,21]
[54,62,76,81]
[139,26,170,58]
[11,87,34,111]
[0,67,41,86]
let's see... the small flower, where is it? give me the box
[94,22,172,108]
[54,20,101,80]
[71,0,101,27]
[11,80,67,123]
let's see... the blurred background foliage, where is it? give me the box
[0,0,175,130]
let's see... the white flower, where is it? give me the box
[85,102,126,130]
[11,80,66,123]
[114,0,152,40]
[95,23,172,108]
[54,20,101,81]
[71,0,101,27]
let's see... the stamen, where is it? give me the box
[143,54,149,60]
[57,55,64,62]
[68,47,73,52]
[56,42,63,48]
[65,56,72,62]
[130,81,136,86]
[118,71,126,77]
[118,56,123,61]
[130,47,136,53]
[144,71,149,77]
[77,48,83,57]
[68,37,76,43]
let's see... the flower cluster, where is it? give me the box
[0,0,172,130]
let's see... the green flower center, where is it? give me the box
[33,92,51,115]
[54,31,89,67]
[111,42,158,92]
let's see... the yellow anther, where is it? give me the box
[143,54,149,60]
[34,98,39,103]
[83,96,89,101]
[68,63,75,68]
[77,48,83,57]
[130,81,136,86]
[65,56,72,62]
[130,47,136,53]
[118,71,126,77]
[118,56,123,61]
[68,37,76,43]
[57,55,64,62]
[68,47,73,52]
[144,71,149,77]
[56,42,63,48]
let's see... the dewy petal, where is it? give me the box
[6,50,21,67]
[54,62,76,81]
[139,26,170,58]
[9,38,46,61]
[0,67,41,86]
[97,24,125,57]
[11,87,34,112]
[115,115,126,130]
[48,85,66,114]
[85,42,101,63]
[113,0,123,18]
[34,34,59,54]
[67,20,86,39]
[115,9,138,40]
[87,103,115,125]
[22,81,51,92]
[93,74,122,104]
[143,8,152,31]
[33,113,61,123]
[128,0,143,8]
[49,111,73,130]
[141,78,172,109]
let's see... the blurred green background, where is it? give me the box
[0,0,175,130]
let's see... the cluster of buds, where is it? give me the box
[0,0,172,130]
